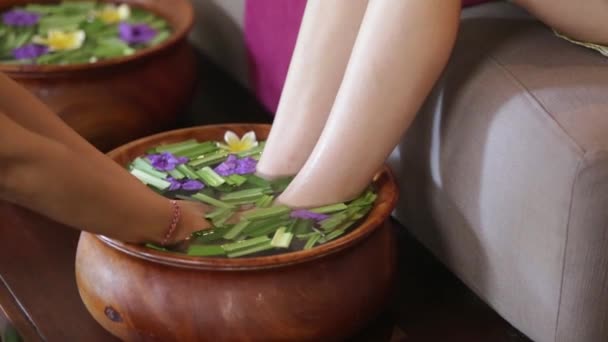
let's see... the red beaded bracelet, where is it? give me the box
[161,200,181,246]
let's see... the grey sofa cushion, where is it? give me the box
[389,3,608,342]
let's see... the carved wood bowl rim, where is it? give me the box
[95,124,399,271]
[0,0,194,75]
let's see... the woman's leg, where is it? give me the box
[279,0,461,207]
[514,0,608,44]
[256,0,369,179]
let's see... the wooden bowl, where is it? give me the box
[0,0,197,151]
[75,124,399,341]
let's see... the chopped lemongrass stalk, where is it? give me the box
[167,168,185,180]
[319,212,350,231]
[344,206,363,216]
[212,184,235,193]
[258,195,275,207]
[176,164,200,179]
[221,187,270,201]
[212,209,235,227]
[222,197,265,206]
[245,174,271,187]
[350,206,372,221]
[338,205,372,222]
[291,219,313,235]
[173,142,218,158]
[247,220,292,238]
[190,193,234,208]
[304,233,322,250]
[130,169,170,190]
[157,143,199,155]
[225,174,248,186]
[329,219,358,233]
[241,214,291,234]
[349,190,377,207]
[319,229,346,244]
[271,227,293,248]
[223,221,250,240]
[312,227,327,237]
[180,146,220,159]
[296,232,317,240]
[131,165,167,180]
[149,30,170,46]
[187,245,226,257]
[145,243,168,252]
[205,207,232,220]
[221,236,270,252]
[236,142,265,157]
[242,205,291,221]
[310,203,348,214]
[255,194,274,208]
[155,139,198,153]
[183,149,220,160]
[227,241,274,258]
[197,167,226,187]
[270,177,293,193]
[191,228,229,243]
[174,194,196,202]
[189,151,229,168]
[285,219,298,234]
[132,157,167,178]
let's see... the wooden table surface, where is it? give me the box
[0,203,117,341]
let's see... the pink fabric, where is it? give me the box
[245,0,306,113]
[245,0,492,113]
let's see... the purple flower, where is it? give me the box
[290,210,330,221]
[167,177,182,191]
[166,177,204,192]
[147,152,188,171]
[214,155,257,176]
[2,9,40,27]
[12,44,48,60]
[235,157,257,174]
[118,22,157,44]
[181,180,204,191]
[214,155,238,176]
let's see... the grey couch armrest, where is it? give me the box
[389,3,608,342]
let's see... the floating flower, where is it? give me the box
[167,177,182,191]
[290,210,330,221]
[235,157,257,174]
[166,177,204,191]
[33,30,86,51]
[219,131,258,153]
[12,44,48,60]
[118,22,156,45]
[182,180,205,191]
[97,4,131,24]
[2,9,40,27]
[147,152,188,171]
[214,155,257,176]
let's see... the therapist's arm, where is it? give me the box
[0,111,210,244]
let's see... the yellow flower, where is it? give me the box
[97,4,131,24]
[33,30,86,51]
[219,131,258,153]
